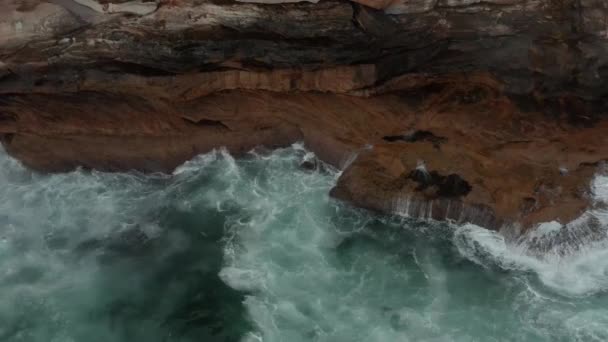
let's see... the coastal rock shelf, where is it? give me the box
[2,0,608,231]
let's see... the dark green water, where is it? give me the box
[1,144,608,342]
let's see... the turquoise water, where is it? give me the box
[1,144,608,341]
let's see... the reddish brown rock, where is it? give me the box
[332,79,608,230]
[2,0,608,233]
[2,76,608,231]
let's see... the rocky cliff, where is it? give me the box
[2,0,608,232]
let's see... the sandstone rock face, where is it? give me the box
[2,0,608,232]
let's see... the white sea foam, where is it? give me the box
[453,173,608,297]
[2,144,608,341]
[0,149,206,341]
[454,223,608,297]
[215,145,608,341]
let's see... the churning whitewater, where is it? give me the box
[1,144,608,342]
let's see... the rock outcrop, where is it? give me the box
[2,0,608,232]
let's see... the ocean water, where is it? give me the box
[1,144,608,342]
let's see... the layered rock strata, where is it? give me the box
[2,0,608,231]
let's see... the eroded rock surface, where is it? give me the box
[2,0,608,231]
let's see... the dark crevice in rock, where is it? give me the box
[350,3,365,33]
[383,130,446,148]
[438,174,472,197]
[579,160,607,168]
[350,3,396,37]
[178,25,338,46]
[96,61,178,77]
[408,170,472,198]
[182,117,230,130]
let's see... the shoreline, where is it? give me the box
[2,0,608,233]
[3,84,608,232]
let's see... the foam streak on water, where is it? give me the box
[1,145,608,341]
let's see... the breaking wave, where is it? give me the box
[1,144,608,341]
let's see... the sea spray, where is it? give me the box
[1,146,608,341]
[0,148,250,342]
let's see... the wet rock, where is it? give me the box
[2,0,608,233]
[299,159,317,171]
[436,174,472,198]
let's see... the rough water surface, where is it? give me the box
[1,145,608,342]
